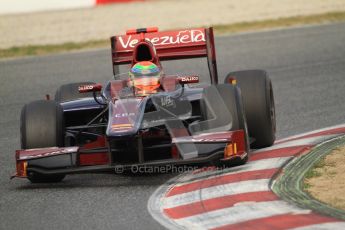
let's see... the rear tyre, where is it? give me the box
[55,82,95,103]
[20,100,66,183]
[225,70,276,148]
[200,84,249,166]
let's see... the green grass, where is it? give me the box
[305,156,326,177]
[303,156,326,189]
[0,40,108,59]
[1,11,345,59]
[212,11,345,34]
[303,151,338,190]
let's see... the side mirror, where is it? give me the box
[177,75,199,84]
[78,83,102,93]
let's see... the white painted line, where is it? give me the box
[174,200,310,229]
[163,179,270,209]
[275,123,345,144]
[291,222,345,230]
[255,134,339,153]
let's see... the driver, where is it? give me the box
[129,61,162,96]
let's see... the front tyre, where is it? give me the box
[225,70,276,148]
[20,100,66,183]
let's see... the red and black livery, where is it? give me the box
[14,27,276,183]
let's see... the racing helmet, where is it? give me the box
[129,61,161,95]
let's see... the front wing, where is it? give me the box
[13,130,247,178]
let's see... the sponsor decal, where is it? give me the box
[20,147,78,160]
[111,124,133,130]
[178,76,199,83]
[78,84,102,92]
[118,29,206,49]
[160,96,176,108]
[78,84,94,91]
[114,112,136,118]
[173,137,229,143]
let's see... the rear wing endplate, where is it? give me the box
[110,27,218,84]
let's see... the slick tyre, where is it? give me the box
[55,82,95,103]
[225,70,276,148]
[20,100,65,183]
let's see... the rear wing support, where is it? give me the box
[110,27,219,84]
[205,28,218,85]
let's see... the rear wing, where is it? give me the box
[110,27,219,84]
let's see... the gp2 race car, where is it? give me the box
[13,27,276,183]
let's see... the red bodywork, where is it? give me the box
[110,27,218,84]
[79,136,109,166]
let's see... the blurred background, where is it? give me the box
[1,0,345,50]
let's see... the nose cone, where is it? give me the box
[106,98,145,137]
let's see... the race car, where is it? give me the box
[13,27,276,183]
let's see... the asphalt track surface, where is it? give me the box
[1,22,345,230]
